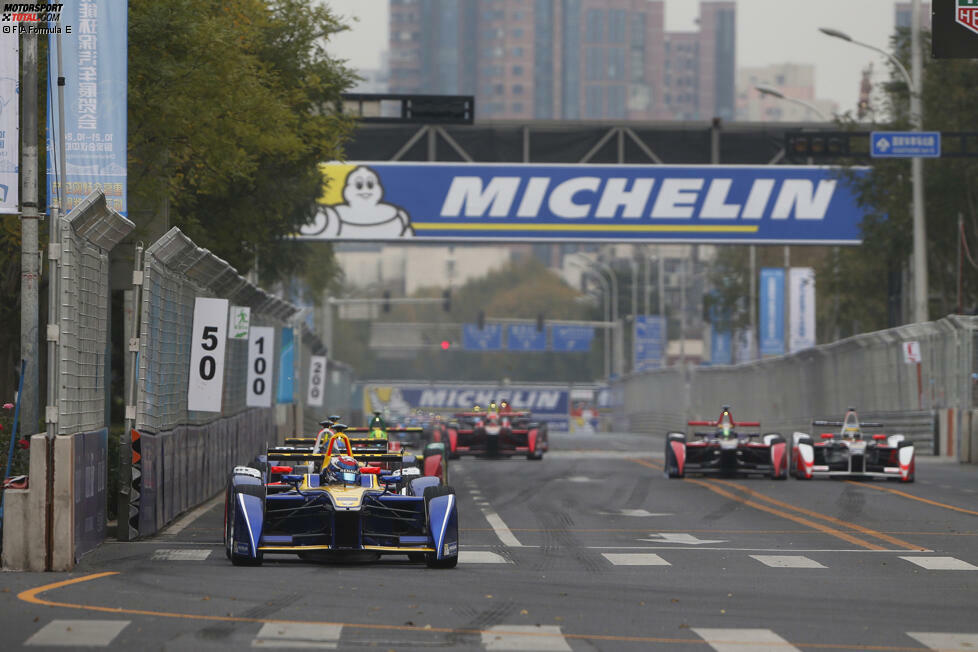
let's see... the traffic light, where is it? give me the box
[536,313,544,332]
[382,290,391,313]
[440,340,451,350]
[442,289,451,312]
[477,310,485,329]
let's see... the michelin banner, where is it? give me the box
[298,162,866,244]
[363,384,571,432]
[47,0,128,216]
[0,36,16,214]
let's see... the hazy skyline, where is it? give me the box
[325,0,920,120]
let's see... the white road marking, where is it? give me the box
[252,623,343,648]
[907,632,978,651]
[481,625,571,651]
[600,509,672,517]
[483,510,524,547]
[602,552,671,566]
[159,493,224,536]
[639,533,728,545]
[460,550,510,564]
[692,628,801,652]
[151,548,212,561]
[562,476,596,483]
[750,555,826,568]
[585,546,931,553]
[900,556,978,570]
[26,620,130,647]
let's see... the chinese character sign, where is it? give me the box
[47,1,128,216]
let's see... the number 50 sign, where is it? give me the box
[188,297,230,412]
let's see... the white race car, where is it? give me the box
[792,408,914,482]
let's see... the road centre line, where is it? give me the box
[711,480,926,551]
[585,546,931,553]
[683,478,888,551]
[17,573,942,651]
[844,481,978,517]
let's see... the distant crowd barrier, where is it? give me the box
[617,315,978,459]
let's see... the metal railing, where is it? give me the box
[617,316,978,452]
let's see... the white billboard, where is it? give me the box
[789,267,816,353]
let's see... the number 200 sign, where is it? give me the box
[246,326,275,408]
[307,355,327,408]
[188,297,230,412]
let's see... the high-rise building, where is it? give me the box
[894,2,931,31]
[387,0,735,122]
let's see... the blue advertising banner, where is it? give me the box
[633,315,665,370]
[47,1,128,216]
[551,325,594,352]
[277,327,294,404]
[463,323,503,350]
[711,328,733,365]
[362,383,571,431]
[759,268,785,356]
[507,324,547,351]
[297,162,866,244]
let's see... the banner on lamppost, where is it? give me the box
[0,36,17,214]
[759,268,785,356]
[277,327,295,404]
[789,267,816,353]
[633,315,665,370]
[47,0,128,216]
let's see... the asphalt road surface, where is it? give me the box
[2,430,977,651]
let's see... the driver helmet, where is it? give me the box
[369,410,386,430]
[472,405,481,412]
[324,455,360,485]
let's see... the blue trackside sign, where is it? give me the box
[871,132,941,158]
[297,163,867,244]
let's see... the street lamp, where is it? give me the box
[569,260,611,379]
[755,84,829,121]
[820,17,928,324]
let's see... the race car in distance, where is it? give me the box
[436,402,547,460]
[225,431,459,568]
[792,408,914,482]
[277,416,449,484]
[345,411,426,450]
[665,406,787,479]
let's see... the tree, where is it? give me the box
[128,0,357,287]
[833,30,978,326]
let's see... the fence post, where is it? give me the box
[118,243,143,541]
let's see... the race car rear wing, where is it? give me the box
[344,427,424,433]
[812,420,883,428]
[266,451,406,466]
[687,420,760,427]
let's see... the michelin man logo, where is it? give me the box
[301,165,414,239]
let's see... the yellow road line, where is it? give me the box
[683,478,887,550]
[713,480,926,551]
[630,458,664,470]
[844,480,978,517]
[411,223,759,233]
[17,572,932,651]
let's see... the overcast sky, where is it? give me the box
[325,0,918,116]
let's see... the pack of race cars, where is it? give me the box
[665,405,915,483]
[224,402,549,568]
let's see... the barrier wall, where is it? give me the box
[124,227,302,540]
[617,316,978,457]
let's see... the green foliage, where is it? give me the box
[332,259,604,382]
[834,30,978,325]
[128,0,356,284]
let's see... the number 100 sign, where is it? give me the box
[188,297,230,412]
[246,326,276,408]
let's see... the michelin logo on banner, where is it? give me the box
[363,384,571,431]
[299,163,866,244]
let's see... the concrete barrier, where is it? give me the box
[2,434,49,571]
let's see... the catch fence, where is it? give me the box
[618,316,978,453]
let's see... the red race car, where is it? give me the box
[665,406,787,479]
[434,401,547,460]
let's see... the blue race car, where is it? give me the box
[224,431,459,568]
